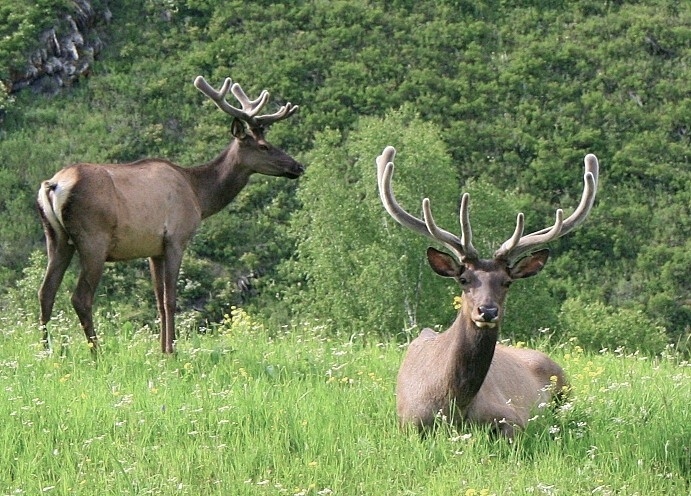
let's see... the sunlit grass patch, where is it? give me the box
[0,310,688,495]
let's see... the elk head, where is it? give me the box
[425,245,550,330]
[194,75,304,179]
[377,145,598,330]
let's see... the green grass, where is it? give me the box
[0,307,688,495]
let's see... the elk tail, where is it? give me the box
[37,180,72,244]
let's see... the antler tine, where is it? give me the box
[499,212,525,255]
[494,154,599,263]
[254,102,299,127]
[194,76,247,120]
[194,75,299,128]
[560,153,599,234]
[376,146,477,262]
[376,147,432,239]
[230,82,299,127]
[459,193,479,260]
[230,83,270,118]
[422,198,472,261]
[376,145,395,193]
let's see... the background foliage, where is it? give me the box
[0,0,689,352]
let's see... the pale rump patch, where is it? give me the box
[37,167,79,240]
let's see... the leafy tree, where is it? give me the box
[280,108,459,335]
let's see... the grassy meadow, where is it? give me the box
[0,306,689,496]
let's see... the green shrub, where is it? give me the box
[559,297,668,355]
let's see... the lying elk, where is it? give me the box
[376,146,599,438]
[37,75,303,354]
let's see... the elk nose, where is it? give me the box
[478,305,499,322]
[292,161,305,176]
[285,161,305,178]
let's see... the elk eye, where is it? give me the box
[258,143,270,151]
[458,277,469,285]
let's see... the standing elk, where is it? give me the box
[376,146,599,438]
[36,75,303,354]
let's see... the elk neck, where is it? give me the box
[187,142,252,219]
[444,304,499,409]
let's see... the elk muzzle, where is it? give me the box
[285,161,305,179]
[474,305,500,328]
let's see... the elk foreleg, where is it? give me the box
[38,235,75,349]
[466,400,523,440]
[72,252,106,353]
[161,245,184,354]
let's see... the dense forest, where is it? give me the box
[0,0,688,353]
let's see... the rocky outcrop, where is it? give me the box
[9,0,112,95]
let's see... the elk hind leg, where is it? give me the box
[149,256,166,343]
[38,232,75,348]
[72,251,106,353]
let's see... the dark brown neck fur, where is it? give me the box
[187,142,251,219]
[446,309,499,410]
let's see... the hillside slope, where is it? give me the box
[0,0,688,345]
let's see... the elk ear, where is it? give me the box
[231,118,247,138]
[427,247,464,278]
[509,249,550,280]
